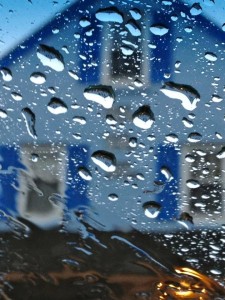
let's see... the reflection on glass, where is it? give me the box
[0,0,225,298]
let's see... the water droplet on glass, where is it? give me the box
[91,150,116,172]
[0,68,12,81]
[21,107,37,139]
[84,85,115,109]
[143,201,161,219]
[187,132,202,143]
[31,153,39,162]
[160,82,200,111]
[37,44,64,72]
[95,7,123,23]
[185,154,195,162]
[216,147,225,159]
[120,45,134,56]
[129,8,142,20]
[11,92,22,101]
[73,116,86,125]
[132,105,155,129]
[30,72,46,84]
[136,173,145,180]
[222,23,225,32]
[205,52,217,62]
[108,193,118,201]
[150,24,169,36]
[190,3,202,16]
[212,94,222,103]
[129,137,137,148]
[125,20,141,36]
[68,70,79,80]
[182,117,193,128]
[186,179,200,189]
[160,166,173,182]
[78,166,92,181]
[177,212,194,229]
[79,18,91,28]
[165,133,179,143]
[0,109,7,119]
[106,114,117,125]
[47,97,68,114]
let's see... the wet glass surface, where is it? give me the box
[0,0,225,299]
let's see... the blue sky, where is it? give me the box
[0,0,76,58]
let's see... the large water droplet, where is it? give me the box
[68,70,79,80]
[30,72,46,84]
[187,132,202,143]
[91,150,116,172]
[177,212,194,229]
[165,133,179,143]
[0,109,7,119]
[160,166,173,182]
[190,3,202,16]
[0,68,12,81]
[84,85,115,109]
[125,20,141,36]
[37,44,64,72]
[129,8,142,20]
[21,107,37,139]
[95,7,123,23]
[186,179,200,189]
[216,147,225,159]
[160,82,200,111]
[11,92,22,101]
[108,193,118,201]
[205,52,217,62]
[143,201,161,218]
[132,105,155,129]
[47,97,68,114]
[150,24,169,36]
[78,167,92,181]
[73,116,86,125]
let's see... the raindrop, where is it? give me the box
[73,116,86,125]
[190,3,202,16]
[212,94,222,103]
[132,105,155,129]
[79,18,91,28]
[106,114,117,125]
[187,132,202,143]
[205,52,217,62]
[78,166,92,181]
[21,107,37,139]
[68,70,79,80]
[37,44,64,72]
[121,45,134,56]
[95,7,123,23]
[0,109,7,119]
[222,23,225,32]
[160,82,200,111]
[129,8,142,20]
[108,193,118,201]
[129,137,137,148]
[125,20,141,36]
[0,68,12,81]
[11,92,22,101]
[84,85,115,109]
[182,117,193,128]
[177,212,194,229]
[31,153,39,162]
[210,269,222,275]
[47,97,68,114]
[216,147,225,159]
[143,201,161,219]
[160,166,173,182]
[136,173,145,180]
[91,150,116,172]
[185,154,195,162]
[165,133,179,143]
[30,72,46,84]
[186,179,200,189]
[150,24,169,36]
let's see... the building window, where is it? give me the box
[181,144,225,225]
